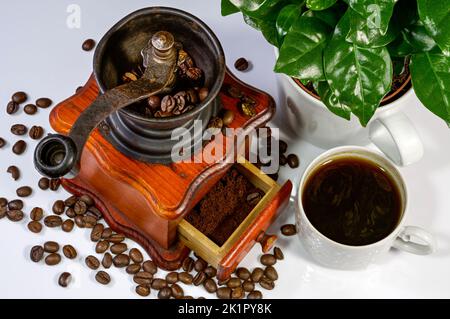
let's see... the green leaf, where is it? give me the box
[417,0,450,56]
[229,0,284,19]
[275,13,334,81]
[316,81,352,120]
[302,2,346,27]
[276,4,302,40]
[306,0,337,11]
[347,0,396,35]
[244,15,280,47]
[324,12,393,126]
[388,21,439,57]
[411,53,450,124]
[222,0,240,16]
[346,7,398,47]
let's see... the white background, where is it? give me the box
[0,0,449,299]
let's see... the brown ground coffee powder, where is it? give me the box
[186,168,264,246]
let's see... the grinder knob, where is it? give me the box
[34,134,78,179]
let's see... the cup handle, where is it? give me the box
[393,226,436,255]
[369,112,424,166]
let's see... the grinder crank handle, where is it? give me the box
[34,31,179,179]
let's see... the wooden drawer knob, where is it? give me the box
[257,232,277,253]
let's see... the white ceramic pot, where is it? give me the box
[296,146,435,270]
[278,73,424,166]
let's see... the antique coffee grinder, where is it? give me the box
[33,7,292,280]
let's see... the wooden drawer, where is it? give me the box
[178,159,292,280]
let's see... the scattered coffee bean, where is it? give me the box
[204,266,217,278]
[82,215,97,228]
[260,254,277,266]
[179,272,194,285]
[38,177,50,190]
[7,101,19,115]
[227,278,241,289]
[260,277,275,290]
[243,280,255,292]
[74,215,85,228]
[24,104,37,115]
[86,207,102,220]
[74,200,87,215]
[193,271,207,286]
[8,199,23,210]
[12,140,27,155]
[62,219,75,232]
[7,210,24,222]
[107,233,125,244]
[7,166,20,181]
[63,245,77,259]
[95,240,109,254]
[49,178,61,191]
[147,96,161,110]
[82,39,96,51]
[90,224,104,242]
[101,228,113,239]
[287,154,300,168]
[79,194,94,206]
[171,284,184,299]
[16,186,32,198]
[0,207,6,219]
[143,260,158,275]
[30,245,44,262]
[30,207,43,221]
[126,264,141,275]
[281,224,297,236]
[113,254,130,268]
[11,124,28,136]
[218,277,230,286]
[264,266,278,281]
[228,86,244,98]
[45,253,61,266]
[0,138,6,149]
[95,271,111,285]
[44,215,63,228]
[236,268,251,281]
[36,98,52,109]
[58,272,72,288]
[158,287,172,299]
[182,257,194,272]
[222,109,235,126]
[133,272,153,285]
[232,287,245,299]
[166,272,179,284]
[64,195,78,207]
[129,248,143,264]
[102,253,113,269]
[194,259,207,272]
[217,287,232,299]
[0,198,7,208]
[274,247,284,260]
[44,241,59,253]
[85,255,100,270]
[151,279,168,290]
[279,140,288,154]
[136,285,151,297]
[29,126,44,140]
[12,92,27,104]
[247,290,263,299]
[110,243,127,255]
[280,154,287,166]
[234,57,249,71]
[251,268,264,283]
[28,221,43,233]
[52,200,65,215]
[204,278,218,293]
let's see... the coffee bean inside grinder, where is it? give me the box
[121,48,209,119]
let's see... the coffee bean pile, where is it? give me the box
[122,49,210,119]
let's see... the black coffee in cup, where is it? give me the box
[302,156,402,246]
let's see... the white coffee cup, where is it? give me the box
[295,146,436,270]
